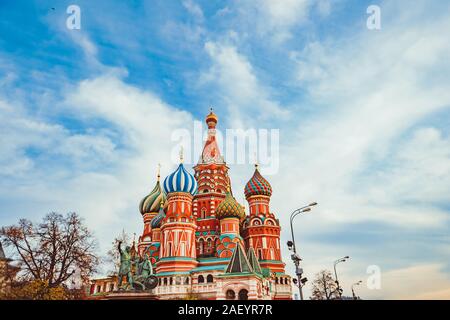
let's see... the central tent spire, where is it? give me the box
[198,108,224,164]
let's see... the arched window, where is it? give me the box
[201,208,206,219]
[206,274,213,283]
[275,277,279,284]
[226,289,236,300]
[238,289,249,300]
[199,239,204,255]
[185,277,190,285]
[207,238,212,252]
[198,275,205,283]
[169,277,173,285]
[163,278,167,285]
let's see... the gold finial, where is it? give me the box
[180,146,184,163]
[157,163,161,181]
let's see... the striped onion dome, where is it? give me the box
[163,163,197,195]
[216,190,245,220]
[139,180,166,215]
[244,166,272,198]
[150,205,166,229]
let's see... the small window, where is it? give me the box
[206,274,213,283]
[226,289,236,300]
[198,275,205,283]
[199,239,204,255]
[238,289,249,300]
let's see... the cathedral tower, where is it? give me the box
[138,169,166,257]
[215,189,246,258]
[157,160,198,273]
[242,165,285,273]
[193,109,230,257]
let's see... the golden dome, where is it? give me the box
[216,190,245,220]
[206,108,218,129]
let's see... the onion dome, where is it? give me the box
[216,190,245,220]
[244,165,272,198]
[151,205,166,229]
[139,179,166,215]
[163,163,197,195]
[205,108,218,129]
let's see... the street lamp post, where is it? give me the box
[351,280,362,300]
[333,256,349,299]
[287,202,317,300]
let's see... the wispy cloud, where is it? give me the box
[0,0,449,299]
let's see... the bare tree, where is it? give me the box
[310,270,339,300]
[0,212,99,288]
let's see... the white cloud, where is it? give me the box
[183,0,204,22]
[274,1,450,229]
[1,0,449,299]
[232,0,335,43]
[360,264,450,300]
[243,0,311,42]
[365,128,450,206]
[202,41,289,127]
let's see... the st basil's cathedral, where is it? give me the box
[90,111,292,300]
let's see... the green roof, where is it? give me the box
[190,265,227,273]
[247,247,263,275]
[225,243,253,274]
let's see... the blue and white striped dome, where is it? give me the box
[163,163,197,195]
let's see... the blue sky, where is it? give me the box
[1,0,450,299]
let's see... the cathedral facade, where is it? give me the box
[90,111,292,300]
